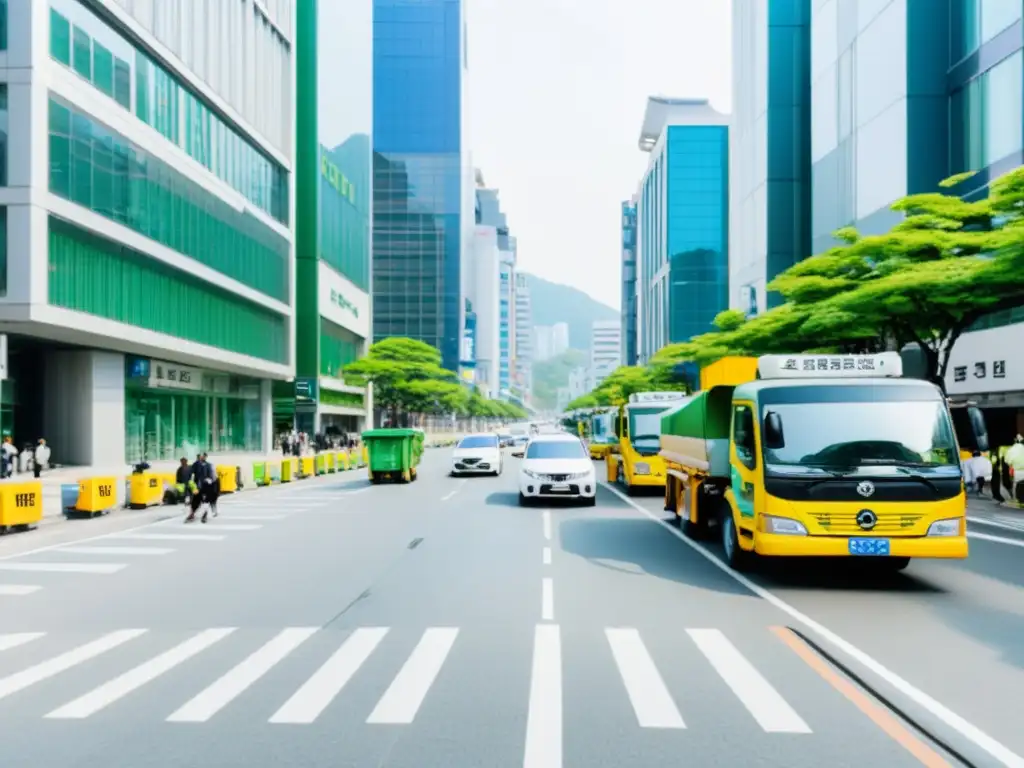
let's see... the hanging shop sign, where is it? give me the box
[319,262,370,338]
[945,324,1021,395]
[148,360,204,391]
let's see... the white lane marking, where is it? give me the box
[56,546,174,556]
[0,632,45,652]
[168,628,318,722]
[156,522,263,532]
[543,547,551,565]
[269,627,388,724]
[341,488,371,496]
[214,515,289,521]
[542,511,551,540]
[0,630,146,701]
[441,480,466,501]
[0,562,126,574]
[0,585,42,596]
[46,629,235,719]
[110,533,225,542]
[605,628,685,728]
[541,578,554,621]
[970,532,1024,548]
[967,516,1024,533]
[601,481,1024,766]
[687,628,809,733]
[366,628,459,724]
[523,624,562,768]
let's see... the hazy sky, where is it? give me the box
[467,0,732,310]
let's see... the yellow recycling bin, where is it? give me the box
[299,457,314,478]
[338,450,350,470]
[0,481,43,530]
[326,453,336,473]
[281,458,295,482]
[217,465,239,493]
[76,476,118,515]
[315,454,327,475]
[129,473,165,509]
[361,446,369,466]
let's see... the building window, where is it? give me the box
[953,0,1022,62]
[0,85,7,187]
[0,1,6,50]
[950,50,1023,172]
[48,97,290,302]
[320,320,361,378]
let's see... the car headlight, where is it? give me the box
[568,470,592,480]
[761,515,808,535]
[927,518,963,537]
[523,469,542,479]
[634,462,650,474]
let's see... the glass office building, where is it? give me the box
[635,98,729,361]
[620,200,638,366]
[372,0,467,372]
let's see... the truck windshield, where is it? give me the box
[628,407,669,453]
[762,401,959,469]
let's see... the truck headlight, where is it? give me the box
[927,518,962,537]
[634,462,650,474]
[762,515,808,535]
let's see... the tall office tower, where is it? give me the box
[372,0,468,372]
[635,97,729,362]
[291,0,373,436]
[514,272,533,403]
[11,0,295,464]
[551,323,570,357]
[590,321,622,390]
[621,199,638,366]
[730,0,811,314]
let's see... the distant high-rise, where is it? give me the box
[372,0,468,371]
[590,321,622,390]
[515,273,533,401]
[621,200,638,366]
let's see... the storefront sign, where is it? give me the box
[295,377,318,410]
[945,323,1021,395]
[321,153,356,204]
[319,262,370,338]
[149,360,203,391]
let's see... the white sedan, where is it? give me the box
[451,433,503,476]
[518,434,597,506]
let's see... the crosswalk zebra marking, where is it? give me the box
[0,633,45,652]
[56,546,175,556]
[0,585,42,596]
[109,533,225,542]
[46,629,236,719]
[269,627,388,725]
[606,628,685,729]
[687,629,811,734]
[0,562,127,574]
[0,630,146,702]
[366,627,459,724]
[167,628,318,723]
[523,624,562,768]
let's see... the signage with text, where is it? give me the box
[945,323,1021,394]
[321,153,356,204]
[149,360,203,391]
[319,262,370,337]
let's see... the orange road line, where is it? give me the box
[770,626,951,768]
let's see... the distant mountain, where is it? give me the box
[522,273,618,350]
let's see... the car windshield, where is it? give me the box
[526,440,587,459]
[458,435,498,449]
[628,406,670,452]
[762,400,959,471]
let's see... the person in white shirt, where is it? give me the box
[32,439,50,478]
[965,450,993,496]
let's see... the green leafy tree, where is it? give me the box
[655,167,1024,388]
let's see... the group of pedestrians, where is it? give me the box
[174,453,219,524]
[1,437,51,479]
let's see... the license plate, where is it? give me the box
[551,483,570,491]
[848,538,890,556]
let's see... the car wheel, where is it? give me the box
[518,492,530,507]
[584,495,597,507]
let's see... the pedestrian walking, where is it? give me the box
[32,439,50,478]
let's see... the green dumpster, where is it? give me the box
[362,428,425,484]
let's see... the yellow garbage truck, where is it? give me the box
[661,353,987,572]
[606,391,691,494]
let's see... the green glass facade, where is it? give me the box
[320,138,371,291]
[48,216,288,363]
[49,1,288,224]
[48,96,289,302]
[320,320,361,378]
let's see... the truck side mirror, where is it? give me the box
[763,411,785,450]
[968,405,989,452]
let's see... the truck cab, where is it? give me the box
[661,353,987,572]
[607,391,691,494]
[588,409,617,460]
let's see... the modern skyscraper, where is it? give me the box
[621,199,638,366]
[464,225,501,397]
[372,0,468,372]
[730,0,812,314]
[290,0,373,435]
[590,321,622,390]
[635,97,729,362]
[514,272,533,404]
[17,0,294,464]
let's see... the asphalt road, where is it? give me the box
[0,450,1021,767]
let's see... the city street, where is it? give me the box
[0,450,1022,767]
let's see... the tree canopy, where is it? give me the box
[343,337,527,422]
[565,364,688,410]
[652,167,1024,389]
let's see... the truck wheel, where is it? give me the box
[721,512,752,571]
[879,557,910,572]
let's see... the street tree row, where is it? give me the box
[569,166,1024,410]
[342,337,528,424]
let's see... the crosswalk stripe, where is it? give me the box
[110,533,225,542]
[0,585,42,596]
[0,630,146,701]
[269,628,388,724]
[0,562,126,574]
[0,632,45,652]
[524,624,562,768]
[367,627,458,724]
[57,546,175,556]
[606,628,685,728]
[687,629,810,733]
[155,522,263,531]
[215,515,289,521]
[46,629,236,719]
[167,628,317,723]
